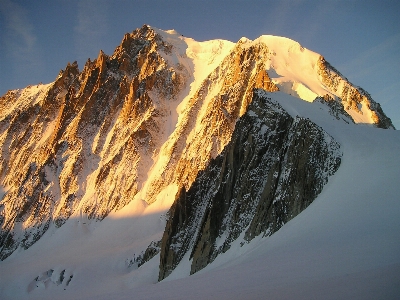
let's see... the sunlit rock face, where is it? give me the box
[317,56,394,129]
[158,90,342,280]
[0,25,192,259]
[0,25,394,260]
[142,39,279,204]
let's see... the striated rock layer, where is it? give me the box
[159,89,342,280]
[0,25,394,260]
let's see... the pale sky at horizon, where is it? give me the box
[1,0,399,127]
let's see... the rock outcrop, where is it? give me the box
[159,89,342,280]
[315,94,355,124]
[317,56,394,129]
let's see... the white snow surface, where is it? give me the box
[255,35,326,102]
[152,26,235,101]
[1,83,52,116]
[1,90,399,299]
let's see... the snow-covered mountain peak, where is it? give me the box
[254,34,307,50]
[252,35,322,102]
[150,26,235,87]
[112,27,394,129]
[0,25,398,299]
[0,26,395,260]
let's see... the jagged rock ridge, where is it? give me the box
[0,25,193,259]
[316,56,394,129]
[0,25,394,260]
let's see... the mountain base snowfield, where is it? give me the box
[0,26,399,299]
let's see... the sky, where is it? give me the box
[0,0,399,127]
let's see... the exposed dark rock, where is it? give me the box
[159,89,342,280]
[314,94,355,124]
[137,240,161,268]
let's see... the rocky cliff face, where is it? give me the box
[0,25,393,260]
[159,89,342,280]
[141,39,279,204]
[317,56,394,129]
[0,25,192,259]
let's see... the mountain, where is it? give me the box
[0,25,399,299]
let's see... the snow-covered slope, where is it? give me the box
[1,90,399,300]
[241,35,394,128]
[0,25,398,299]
